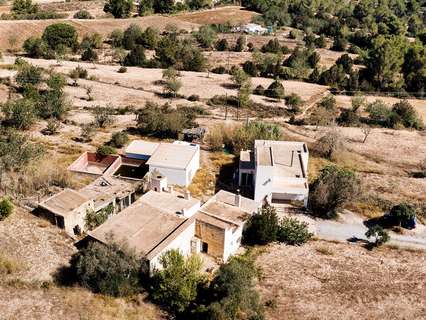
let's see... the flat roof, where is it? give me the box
[239,150,255,170]
[89,202,188,256]
[39,189,90,217]
[146,143,198,169]
[197,190,260,229]
[125,140,159,157]
[139,190,199,214]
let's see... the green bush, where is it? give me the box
[151,249,204,314]
[391,100,423,129]
[194,25,217,48]
[389,203,416,227]
[277,217,312,245]
[23,36,47,58]
[15,63,43,87]
[309,165,361,218]
[69,66,88,79]
[42,23,78,51]
[103,0,133,18]
[93,105,114,128]
[110,131,129,148]
[215,38,229,51]
[81,47,98,61]
[73,9,93,19]
[365,225,390,247]
[1,98,36,130]
[243,204,279,245]
[124,45,146,67]
[70,241,140,296]
[266,80,285,100]
[96,145,117,157]
[85,204,113,230]
[0,197,14,221]
[234,35,246,52]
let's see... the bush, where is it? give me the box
[391,100,423,129]
[331,36,348,51]
[15,63,43,87]
[365,225,390,247]
[42,23,78,51]
[261,38,281,53]
[123,45,146,67]
[122,24,143,50]
[243,204,279,245]
[81,47,98,61]
[389,203,416,227]
[215,38,229,51]
[93,106,114,128]
[85,204,113,230]
[187,94,199,101]
[96,145,116,157]
[0,197,14,221]
[211,66,227,74]
[80,33,102,50]
[73,9,93,19]
[117,66,127,73]
[266,80,285,100]
[234,35,246,52]
[205,125,225,151]
[277,217,312,245]
[69,241,140,296]
[309,165,360,218]
[285,93,303,112]
[140,27,159,49]
[103,0,133,18]
[109,29,124,48]
[151,249,204,314]
[315,127,344,159]
[23,36,47,58]
[193,25,217,48]
[109,131,129,148]
[1,98,36,130]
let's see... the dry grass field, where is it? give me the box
[257,241,426,320]
[174,6,258,25]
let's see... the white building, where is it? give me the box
[125,140,200,187]
[239,140,309,207]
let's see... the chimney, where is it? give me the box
[184,190,191,200]
[235,190,241,208]
[181,208,187,217]
[168,185,174,194]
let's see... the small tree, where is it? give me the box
[0,197,14,221]
[361,125,372,143]
[73,9,94,19]
[266,80,285,100]
[70,241,140,296]
[215,38,229,51]
[79,123,95,142]
[243,204,279,245]
[15,63,43,87]
[234,35,246,52]
[151,249,204,314]
[238,77,252,109]
[96,145,116,157]
[103,0,133,18]
[93,105,114,128]
[277,217,313,245]
[85,204,113,230]
[389,203,416,227]
[2,98,37,130]
[309,165,360,218]
[315,127,344,159]
[365,225,390,247]
[110,131,129,148]
[162,67,182,97]
[42,23,78,51]
[230,67,249,88]
[194,25,217,49]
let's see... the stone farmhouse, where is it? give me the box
[84,174,260,272]
[238,140,309,206]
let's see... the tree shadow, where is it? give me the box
[347,236,375,251]
[214,157,238,194]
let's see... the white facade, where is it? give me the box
[239,140,309,207]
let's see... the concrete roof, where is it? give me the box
[239,150,255,170]
[39,189,90,217]
[89,202,189,257]
[80,176,135,209]
[254,140,307,178]
[196,190,260,229]
[125,140,159,157]
[146,143,198,169]
[139,190,199,215]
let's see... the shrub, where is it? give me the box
[206,125,225,151]
[23,36,47,58]
[211,66,227,74]
[96,145,116,157]
[85,204,113,230]
[277,217,312,245]
[331,36,348,51]
[365,225,390,247]
[261,38,281,53]
[309,165,360,218]
[73,9,93,19]
[15,63,43,87]
[140,27,159,49]
[151,249,204,314]
[103,0,133,18]
[389,203,416,227]
[124,45,146,67]
[285,93,303,112]
[234,35,246,52]
[204,254,264,320]
[117,66,127,73]
[122,24,143,50]
[215,38,229,51]
[243,204,279,245]
[391,100,423,129]
[253,84,265,95]
[93,106,114,128]
[187,94,199,101]
[42,23,78,51]
[43,118,61,135]
[81,47,98,61]
[366,100,392,124]
[2,98,36,130]
[109,131,129,148]
[69,66,88,79]
[266,80,285,100]
[242,60,258,76]
[315,127,344,159]
[109,29,124,48]
[80,33,103,50]
[162,67,182,97]
[70,241,140,296]
[0,197,14,221]
[193,25,217,48]
[230,67,249,88]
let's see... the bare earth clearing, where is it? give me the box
[257,241,426,320]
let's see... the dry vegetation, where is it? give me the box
[257,241,426,320]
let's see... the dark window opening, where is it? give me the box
[202,242,208,253]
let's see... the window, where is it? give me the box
[202,242,208,253]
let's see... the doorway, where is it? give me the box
[202,242,208,253]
